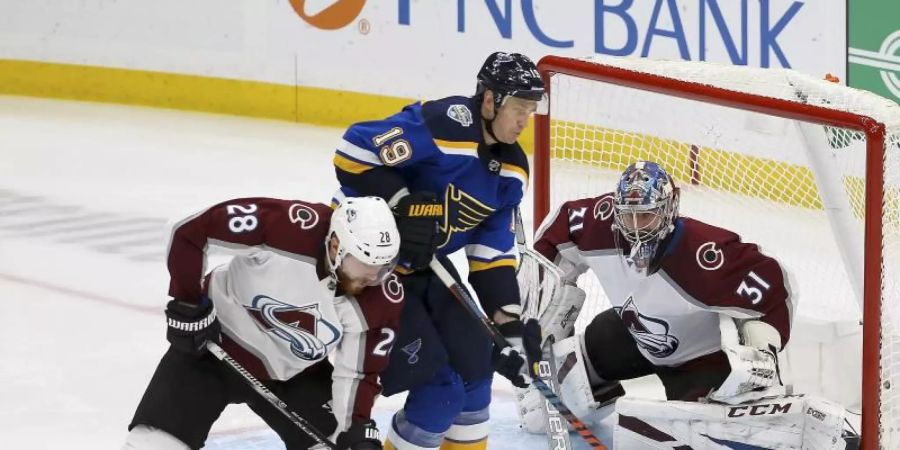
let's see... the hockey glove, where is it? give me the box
[165,298,221,356]
[492,313,543,389]
[392,192,443,270]
[336,419,382,450]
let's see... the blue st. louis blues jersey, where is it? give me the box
[332,96,528,280]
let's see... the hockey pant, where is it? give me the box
[126,346,336,450]
[380,260,494,449]
[584,308,731,401]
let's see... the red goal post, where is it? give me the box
[532,55,899,450]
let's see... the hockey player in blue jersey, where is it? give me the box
[332,52,545,450]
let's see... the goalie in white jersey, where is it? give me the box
[518,161,796,437]
[123,196,404,450]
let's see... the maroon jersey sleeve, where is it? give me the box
[331,272,405,431]
[167,198,332,303]
[533,194,618,280]
[662,218,793,347]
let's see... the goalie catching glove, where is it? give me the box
[392,191,443,270]
[708,316,784,404]
[492,305,543,388]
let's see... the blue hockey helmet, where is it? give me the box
[476,52,545,110]
[612,161,680,270]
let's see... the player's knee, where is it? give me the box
[387,410,447,450]
[122,425,191,450]
[386,367,469,449]
[405,369,468,432]
[443,379,492,450]
[442,406,489,450]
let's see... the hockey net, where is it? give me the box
[532,55,900,450]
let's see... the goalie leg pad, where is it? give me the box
[536,284,585,344]
[613,395,850,450]
[518,334,623,433]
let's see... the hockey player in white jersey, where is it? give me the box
[123,196,404,450]
[513,161,855,448]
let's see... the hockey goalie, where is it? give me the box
[516,161,858,449]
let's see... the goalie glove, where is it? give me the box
[708,317,784,404]
[536,283,585,345]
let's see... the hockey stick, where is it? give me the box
[206,342,338,450]
[514,209,574,450]
[428,257,607,449]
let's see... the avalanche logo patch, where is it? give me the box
[289,203,320,230]
[246,295,341,361]
[593,195,614,221]
[615,297,679,358]
[696,241,725,271]
[447,104,473,127]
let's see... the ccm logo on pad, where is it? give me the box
[727,402,792,418]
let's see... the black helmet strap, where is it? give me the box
[480,89,503,143]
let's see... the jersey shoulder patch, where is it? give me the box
[558,193,617,252]
[661,218,787,312]
[354,272,405,328]
[420,96,483,143]
[666,218,742,273]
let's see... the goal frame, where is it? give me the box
[532,54,886,450]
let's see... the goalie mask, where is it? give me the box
[613,161,679,272]
[327,197,400,290]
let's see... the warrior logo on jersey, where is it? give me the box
[439,184,495,248]
[447,104,473,127]
[246,295,341,361]
[615,297,679,358]
[289,203,320,230]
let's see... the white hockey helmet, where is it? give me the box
[327,196,400,286]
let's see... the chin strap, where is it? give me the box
[482,116,500,143]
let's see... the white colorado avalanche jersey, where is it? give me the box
[167,197,404,434]
[534,193,793,367]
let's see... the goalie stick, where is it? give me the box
[514,208,574,450]
[428,257,607,449]
[206,342,338,450]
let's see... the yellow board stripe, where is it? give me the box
[0,59,536,152]
[469,258,518,272]
[333,153,375,175]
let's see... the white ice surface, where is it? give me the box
[0,97,668,449]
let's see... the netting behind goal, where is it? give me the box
[532,55,900,450]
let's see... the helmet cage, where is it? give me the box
[612,162,679,269]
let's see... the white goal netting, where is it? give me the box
[535,56,900,449]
